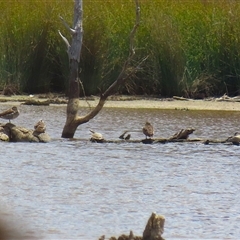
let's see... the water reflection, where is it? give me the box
[0,105,240,239]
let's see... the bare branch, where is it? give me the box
[75,0,143,125]
[59,15,76,34]
[129,0,140,56]
[77,98,106,124]
[78,78,92,109]
[58,30,70,54]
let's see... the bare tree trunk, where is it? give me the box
[60,0,142,138]
[59,0,83,138]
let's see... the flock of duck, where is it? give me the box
[90,119,240,145]
[90,121,154,142]
[1,106,238,144]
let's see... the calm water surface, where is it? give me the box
[0,104,240,239]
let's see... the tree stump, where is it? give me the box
[106,213,165,240]
[143,213,165,240]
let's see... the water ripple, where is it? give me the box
[0,108,240,239]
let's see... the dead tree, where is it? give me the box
[59,0,142,138]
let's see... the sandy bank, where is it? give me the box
[0,94,240,111]
[100,99,240,111]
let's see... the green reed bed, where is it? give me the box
[1,0,240,97]
[0,1,71,93]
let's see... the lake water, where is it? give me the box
[0,104,240,239]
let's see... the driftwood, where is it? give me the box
[172,96,189,101]
[173,93,240,102]
[0,122,50,142]
[100,213,165,240]
[92,127,237,145]
[22,99,50,106]
[214,93,240,102]
[90,138,234,145]
[22,97,68,105]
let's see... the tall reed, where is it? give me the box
[1,0,240,97]
[0,1,71,93]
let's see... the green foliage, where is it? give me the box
[1,0,240,97]
[0,1,70,93]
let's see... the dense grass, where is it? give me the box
[1,0,240,97]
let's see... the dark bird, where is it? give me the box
[34,119,46,133]
[124,134,131,140]
[0,106,19,122]
[142,121,154,139]
[119,130,128,139]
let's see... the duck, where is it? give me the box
[0,106,19,122]
[227,132,240,145]
[34,119,46,133]
[142,121,154,139]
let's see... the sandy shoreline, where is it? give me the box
[0,95,240,111]
[102,99,240,111]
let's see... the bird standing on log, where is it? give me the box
[0,106,19,122]
[90,129,104,142]
[142,121,154,139]
[226,132,240,145]
[34,119,46,133]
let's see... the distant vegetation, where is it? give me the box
[1,0,240,98]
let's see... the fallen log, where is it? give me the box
[22,99,50,106]
[172,96,189,101]
[88,137,232,145]
[115,128,236,145]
